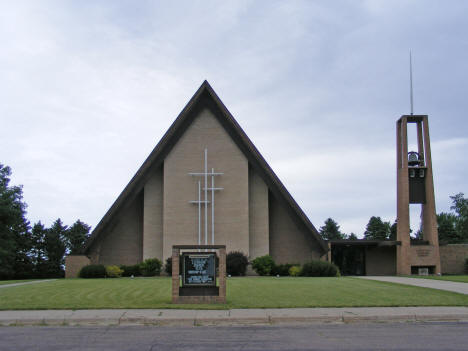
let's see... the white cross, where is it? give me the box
[188,148,223,246]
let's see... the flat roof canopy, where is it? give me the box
[329,240,401,247]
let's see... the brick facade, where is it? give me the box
[440,244,468,274]
[65,255,90,278]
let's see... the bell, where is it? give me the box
[408,151,419,167]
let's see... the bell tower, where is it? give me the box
[396,115,441,275]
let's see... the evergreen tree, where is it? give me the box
[0,164,31,279]
[319,218,345,240]
[65,219,91,254]
[346,233,359,240]
[43,219,67,277]
[364,216,391,240]
[30,222,48,277]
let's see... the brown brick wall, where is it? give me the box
[440,244,468,274]
[365,247,396,275]
[65,255,90,278]
[143,166,164,260]
[92,193,144,266]
[163,108,249,260]
[269,192,322,264]
[248,166,269,260]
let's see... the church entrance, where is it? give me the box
[331,244,366,276]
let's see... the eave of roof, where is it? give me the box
[84,80,328,255]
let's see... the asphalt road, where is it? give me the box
[0,322,467,351]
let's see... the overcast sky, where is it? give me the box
[1,1,467,237]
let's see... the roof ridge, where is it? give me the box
[84,81,327,254]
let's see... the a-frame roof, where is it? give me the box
[84,81,327,254]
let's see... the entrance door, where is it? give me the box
[331,245,366,276]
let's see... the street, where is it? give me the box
[0,322,467,350]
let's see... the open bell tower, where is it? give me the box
[396,115,441,275]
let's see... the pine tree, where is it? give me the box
[319,218,345,240]
[43,219,67,277]
[364,216,391,240]
[66,219,91,254]
[0,164,31,279]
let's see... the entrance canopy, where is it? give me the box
[329,240,400,276]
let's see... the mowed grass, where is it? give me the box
[404,275,468,283]
[0,277,466,310]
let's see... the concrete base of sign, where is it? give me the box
[172,245,226,304]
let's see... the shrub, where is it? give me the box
[139,258,162,277]
[106,265,123,278]
[227,251,249,276]
[271,263,296,276]
[251,255,275,276]
[289,265,301,277]
[119,264,141,277]
[300,260,340,277]
[79,264,106,278]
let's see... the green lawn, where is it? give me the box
[405,275,468,283]
[0,276,466,310]
[0,279,38,286]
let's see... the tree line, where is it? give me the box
[318,193,468,243]
[1,162,467,279]
[0,164,90,279]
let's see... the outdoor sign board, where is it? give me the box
[182,252,216,287]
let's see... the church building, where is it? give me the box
[67,81,328,275]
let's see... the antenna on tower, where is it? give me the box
[409,50,414,115]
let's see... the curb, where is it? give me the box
[1,308,467,327]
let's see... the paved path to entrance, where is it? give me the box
[0,280,56,289]
[358,276,468,295]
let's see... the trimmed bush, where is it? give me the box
[79,264,106,278]
[106,265,123,278]
[271,263,296,276]
[289,265,301,277]
[139,258,162,277]
[227,251,249,276]
[120,264,141,277]
[251,255,275,276]
[300,260,340,277]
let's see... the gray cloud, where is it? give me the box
[1,1,467,236]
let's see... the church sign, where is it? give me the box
[182,252,216,287]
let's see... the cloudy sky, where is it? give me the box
[1,1,467,236]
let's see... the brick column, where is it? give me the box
[171,248,180,303]
[218,247,226,303]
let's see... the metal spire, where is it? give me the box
[410,50,414,115]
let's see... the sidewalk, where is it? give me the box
[1,307,467,326]
[358,276,468,295]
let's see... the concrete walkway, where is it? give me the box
[0,280,56,289]
[358,276,468,295]
[0,307,467,326]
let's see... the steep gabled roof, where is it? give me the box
[84,81,327,254]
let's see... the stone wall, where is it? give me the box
[440,244,468,274]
